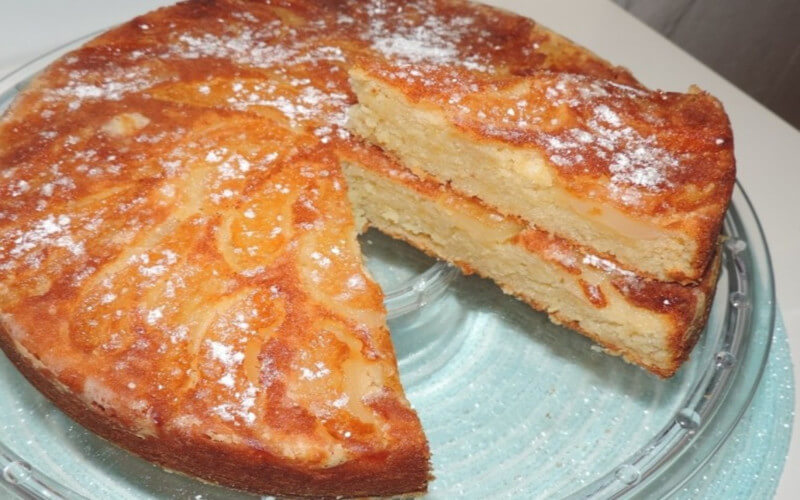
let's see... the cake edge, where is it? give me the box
[0,315,432,499]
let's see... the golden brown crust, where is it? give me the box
[354,65,734,210]
[0,321,429,498]
[0,124,431,494]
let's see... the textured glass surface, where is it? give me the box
[0,37,774,499]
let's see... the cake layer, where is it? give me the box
[340,146,720,377]
[347,65,735,283]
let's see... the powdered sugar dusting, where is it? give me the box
[45,66,157,110]
[207,340,245,368]
[585,282,603,303]
[300,361,331,380]
[212,383,257,425]
[168,27,347,70]
[3,214,85,267]
[331,393,349,409]
[171,24,292,67]
[532,74,681,205]
[223,80,351,129]
[366,7,488,71]
[544,244,578,270]
[582,253,637,278]
[165,24,352,137]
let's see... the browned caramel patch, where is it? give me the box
[579,279,608,308]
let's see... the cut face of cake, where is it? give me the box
[347,65,735,283]
[340,144,721,378]
[0,0,734,497]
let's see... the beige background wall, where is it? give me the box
[615,0,800,130]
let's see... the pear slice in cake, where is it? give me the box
[340,143,720,378]
[347,64,735,283]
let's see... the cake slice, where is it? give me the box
[347,64,735,283]
[340,144,720,377]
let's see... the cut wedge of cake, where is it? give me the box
[340,144,720,378]
[0,0,733,497]
[348,64,735,283]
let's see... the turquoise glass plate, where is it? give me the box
[0,37,775,499]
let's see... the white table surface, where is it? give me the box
[1,0,798,498]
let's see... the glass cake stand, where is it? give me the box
[0,37,775,500]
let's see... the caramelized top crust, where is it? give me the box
[0,100,426,472]
[0,0,728,490]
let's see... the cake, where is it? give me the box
[0,0,734,497]
[347,65,734,283]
